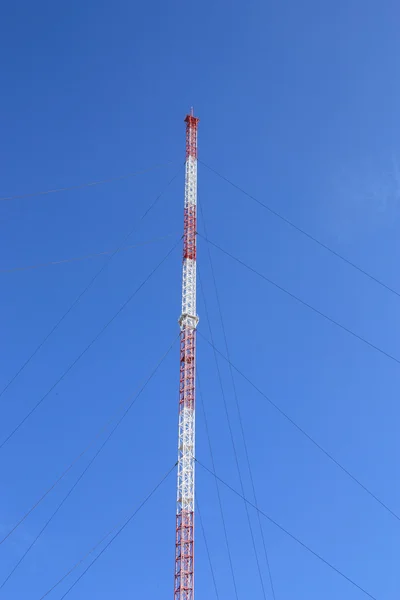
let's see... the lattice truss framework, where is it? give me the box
[175,111,199,600]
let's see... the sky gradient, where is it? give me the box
[0,1,399,598]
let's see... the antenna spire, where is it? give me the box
[174,111,199,600]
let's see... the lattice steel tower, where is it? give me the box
[174,109,199,600]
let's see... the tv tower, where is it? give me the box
[174,109,199,600]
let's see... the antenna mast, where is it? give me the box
[174,110,199,600]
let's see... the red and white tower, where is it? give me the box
[174,109,199,600]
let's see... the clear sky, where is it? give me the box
[0,0,399,598]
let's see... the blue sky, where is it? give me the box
[0,0,399,598]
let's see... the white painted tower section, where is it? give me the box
[178,153,198,511]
